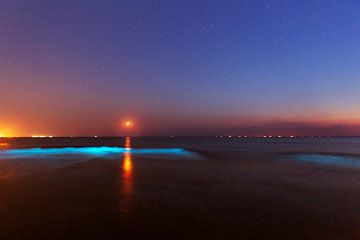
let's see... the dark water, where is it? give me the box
[0,137,360,239]
[4,136,360,154]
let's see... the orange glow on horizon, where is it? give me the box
[9,115,360,137]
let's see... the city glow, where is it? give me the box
[0,127,14,138]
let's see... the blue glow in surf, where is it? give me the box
[0,147,201,160]
[292,154,360,168]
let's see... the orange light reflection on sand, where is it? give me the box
[119,137,133,213]
[0,143,9,148]
[0,142,14,177]
[0,167,16,179]
[123,152,133,184]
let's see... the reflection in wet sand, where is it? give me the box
[119,137,133,213]
[0,167,16,179]
[0,143,9,148]
[0,141,15,178]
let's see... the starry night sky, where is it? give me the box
[1,0,360,136]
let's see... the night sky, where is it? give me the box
[1,0,360,136]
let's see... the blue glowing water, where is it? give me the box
[292,154,360,168]
[0,147,201,160]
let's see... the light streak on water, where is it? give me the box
[292,154,360,168]
[119,137,133,213]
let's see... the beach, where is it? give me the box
[0,137,359,239]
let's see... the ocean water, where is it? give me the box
[2,136,360,169]
[2,136,360,153]
[0,137,360,239]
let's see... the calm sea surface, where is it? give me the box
[0,137,360,239]
[2,136,360,154]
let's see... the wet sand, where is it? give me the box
[0,138,360,239]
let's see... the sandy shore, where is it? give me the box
[0,146,359,239]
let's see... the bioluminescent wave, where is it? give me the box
[0,147,202,160]
[291,154,360,168]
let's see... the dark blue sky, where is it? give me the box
[1,0,360,136]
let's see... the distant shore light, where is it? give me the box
[31,135,53,138]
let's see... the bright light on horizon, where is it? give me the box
[31,135,53,138]
[123,120,134,129]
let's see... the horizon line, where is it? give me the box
[2,135,360,138]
